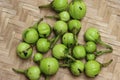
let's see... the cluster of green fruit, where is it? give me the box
[12,0,113,80]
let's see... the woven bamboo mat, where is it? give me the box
[0,0,120,80]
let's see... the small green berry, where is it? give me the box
[59,11,70,21]
[40,57,59,76]
[84,27,100,43]
[38,22,51,38]
[85,41,97,53]
[13,66,41,80]
[70,60,84,76]
[39,0,68,12]
[69,0,86,19]
[52,44,68,59]
[33,53,43,62]
[53,20,68,35]
[52,0,68,12]
[73,45,86,59]
[68,19,82,34]
[22,28,39,44]
[85,60,101,77]
[62,33,76,47]
[16,42,33,59]
[27,66,41,80]
[36,38,50,53]
[86,54,96,61]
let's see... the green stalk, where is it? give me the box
[30,18,43,29]
[48,37,55,43]
[12,68,25,74]
[39,3,51,8]
[59,63,70,67]
[45,76,50,80]
[72,28,80,46]
[95,39,113,56]
[45,15,59,20]
[100,59,113,67]
[50,34,61,48]
[66,54,76,62]
[23,44,34,53]
[37,18,43,25]
[99,40,113,52]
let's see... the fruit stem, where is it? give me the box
[73,28,80,45]
[99,40,113,51]
[45,15,59,19]
[48,37,55,43]
[37,18,43,25]
[59,63,70,67]
[50,34,61,48]
[12,68,25,74]
[66,54,76,62]
[23,45,34,54]
[100,59,113,67]
[30,18,43,29]
[45,76,50,80]
[95,39,113,56]
[39,3,51,8]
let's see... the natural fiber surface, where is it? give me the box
[0,0,120,80]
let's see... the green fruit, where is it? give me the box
[85,60,101,77]
[38,22,51,38]
[84,27,100,43]
[84,27,113,56]
[16,42,33,59]
[52,0,68,12]
[26,66,41,80]
[53,20,68,35]
[36,38,50,53]
[85,59,113,77]
[52,44,68,59]
[69,0,86,19]
[22,28,39,44]
[85,41,97,53]
[40,57,59,76]
[45,11,70,22]
[70,60,84,76]
[62,33,75,47]
[13,66,41,80]
[33,53,43,62]
[68,19,82,34]
[50,21,68,48]
[39,0,68,12]
[52,44,76,61]
[86,54,96,61]
[73,45,86,59]
[59,11,70,21]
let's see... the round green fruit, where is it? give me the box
[85,60,101,77]
[85,41,97,53]
[73,45,86,59]
[84,27,100,43]
[22,28,39,44]
[70,60,84,76]
[53,20,68,35]
[40,57,59,76]
[16,42,33,59]
[38,22,51,38]
[62,33,76,47]
[33,53,43,62]
[36,38,50,53]
[69,0,86,19]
